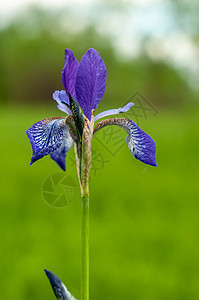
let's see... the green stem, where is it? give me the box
[81,195,89,300]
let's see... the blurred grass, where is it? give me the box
[0,103,199,299]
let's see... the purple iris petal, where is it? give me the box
[94,102,134,121]
[75,48,107,120]
[53,90,72,115]
[50,129,74,171]
[94,118,156,167]
[126,120,157,166]
[26,117,73,170]
[61,49,79,98]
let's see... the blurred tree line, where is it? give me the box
[0,6,197,109]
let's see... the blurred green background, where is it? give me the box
[0,1,199,299]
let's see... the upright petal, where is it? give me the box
[94,102,134,121]
[94,118,156,166]
[75,48,107,120]
[61,49,79,98]
[26,117,73,170]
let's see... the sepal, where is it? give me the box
[94,118,156,166]
[26,117,73,170]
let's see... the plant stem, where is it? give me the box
[81,195,89,300]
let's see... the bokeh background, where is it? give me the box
[0,0,199,299]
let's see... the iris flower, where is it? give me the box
[27,48,157,300]
[26,48,156,174]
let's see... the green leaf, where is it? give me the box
[65,115,82,160]
[68,92,85,142]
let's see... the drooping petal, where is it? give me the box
[94,118,157,166]
[45,269,77,300]
[26,117,73,170]
[61,49,79,98]
[94,102,134,121]
[53,90,72,115]
[75,48,107,120]
[50,127,74,171]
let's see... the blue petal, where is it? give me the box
[53,90,72,115]
[125,120,157,166]
[26,117,73,170]
[94,118,156,166]
[94,102,134,121]
[61,49,79,98]
[50,128,73,171]
[75,48,107,120]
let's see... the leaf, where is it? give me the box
[68,92,85,143]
